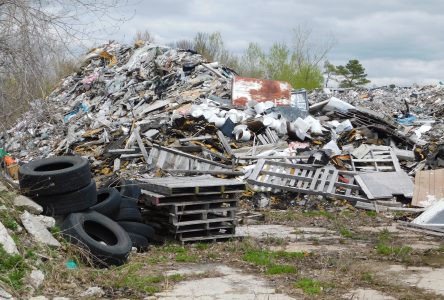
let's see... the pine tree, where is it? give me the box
[335,59,370,88]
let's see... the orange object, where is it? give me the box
[4,156,16,166]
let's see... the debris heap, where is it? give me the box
[2,40,444,240]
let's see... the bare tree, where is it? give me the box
[0,0,126,128]
[134,29,155,44]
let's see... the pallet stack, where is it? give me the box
[137,176,245,243]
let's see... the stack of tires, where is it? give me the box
[18,156,158,267]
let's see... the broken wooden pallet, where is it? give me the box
[247,159,368,202]
[350,145,401,172]
[147,144,231,172]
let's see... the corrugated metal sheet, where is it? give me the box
[231,76,309,121]
[232,76,292,107]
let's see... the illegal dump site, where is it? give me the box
[1,41,444,300]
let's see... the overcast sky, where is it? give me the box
[89,0,444,87]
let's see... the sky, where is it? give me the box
[86,0,444,87]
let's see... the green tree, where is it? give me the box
[335,59,370,88]
[238,27,333,90]
[238,42,265,78]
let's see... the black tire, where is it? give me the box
[116,207,143,222]
[34,180,97,215]
[120,196,138,209]
[117,221,155,240]
[114,180,141,200]
[61,210,132,267]
[19,156,91,197]
[127,232,149,252]
[90,188,121,218]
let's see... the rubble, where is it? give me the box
[28,270,45,290]
[0,220,19,254]
[20,211,61,248]
[13,195,43,214]
[1,39,444,244]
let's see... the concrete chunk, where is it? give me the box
[0,286,13,299]
[20,211,60,247]
[13,195,43,214]
[28,269,45,289]
[34,215,56,228]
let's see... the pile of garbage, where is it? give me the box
[1,40,444,238]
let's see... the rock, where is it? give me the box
[20,211,60,247]
[29,270,45,289]
[0,221,19,254]
[78,287,104,298]
[52,297,71,300]
[0,205,7,211]
[13,195,43,214]
[34,216,56,228]
[28,296,48,300]
[0,286,13,299]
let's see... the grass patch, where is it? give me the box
[361,272,374,283]
[162,244,187,254]
[243,250,272,266]
[272,251,307,259]
[175,253,198,263]
[0,246,28,290]
[339,227,354,239]
[303,210,333,219]
[375,229,412,257]
[266,264,297,275]
[0,210,18,230]
[101,263,163,294]
[243,250,307,269]
[295,277,322,295]
[195,242,209,250]
[378,229,392,242]
[147,256,169,265]
[376,244,412,256]
[366,211,377,217]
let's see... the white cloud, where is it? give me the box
[81,0,444,86]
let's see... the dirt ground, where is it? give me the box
[36,206,444,300]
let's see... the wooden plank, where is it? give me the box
[412,169,444,207]
[326,169,338,194]
[179,135,212,144]
[134,126,150,162]
[216,130,234,157]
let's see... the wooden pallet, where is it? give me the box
[351,147,401,172]
[138,176,245,196]
[170,210,236,226]
[142,190,239,206]
[247,159,368,202]
[169,222,236,234]
[174,227,236,242]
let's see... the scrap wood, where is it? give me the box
[355,201,425,213]
[133,126,150,162]
[412,169,444,207]
[354,171,414,199]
